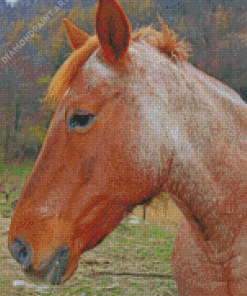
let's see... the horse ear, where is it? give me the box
[96,0,131,62]
[63,19,89,50]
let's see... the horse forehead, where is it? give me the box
[82,50,115,87]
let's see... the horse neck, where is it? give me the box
[162,62,247,262]
[122,43,247,244]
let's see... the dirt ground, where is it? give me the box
[0,204,181,296]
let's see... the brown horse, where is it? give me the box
[8,0,247,294]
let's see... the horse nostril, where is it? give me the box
[9,239,32,269]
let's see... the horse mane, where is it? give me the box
[45,19,190,108]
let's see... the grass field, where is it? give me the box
[0,162,180,295]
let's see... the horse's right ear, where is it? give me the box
[63,19,89,50]
[96,0,131,62]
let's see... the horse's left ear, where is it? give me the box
[96,0,131,62]
[63,19,89,50]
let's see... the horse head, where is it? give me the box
[8,0,179,284]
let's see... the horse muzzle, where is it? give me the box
[9,237,70,285]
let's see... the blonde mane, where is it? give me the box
[45,20,190,107]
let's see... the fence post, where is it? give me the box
[143,206,146,220]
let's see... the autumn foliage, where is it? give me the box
[0,0,246,163]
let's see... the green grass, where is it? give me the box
[0,160,33,176]
[0,201,13,217]
[0,160,34,217]
[0,162,6,174]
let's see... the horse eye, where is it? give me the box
[68,113,95,130]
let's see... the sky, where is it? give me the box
[5,0,19,6]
